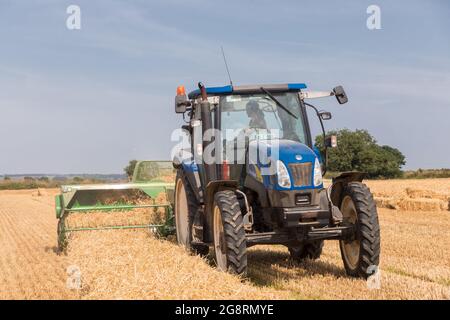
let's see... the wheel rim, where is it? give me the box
[175,178,189,247]
[340,195,360,270]
[213,205,227,271]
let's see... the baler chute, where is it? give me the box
[55,161,176,252]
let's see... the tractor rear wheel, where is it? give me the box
[288,240,324,262]
[339,182,380,278]
[212,190,247,276]
[174,170,208,256]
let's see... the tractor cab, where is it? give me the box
[177,83,345,190]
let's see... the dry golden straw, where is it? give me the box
[0,180,449,300]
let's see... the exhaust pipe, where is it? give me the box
[198,82,216,183]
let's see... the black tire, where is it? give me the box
[289,240,324,262]
[57,218,67,254]
[212,190,247,275]
[339,182,380,278]
[174,169,208,256]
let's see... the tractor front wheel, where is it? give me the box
[212,190,247,276]
[339,182,380,278]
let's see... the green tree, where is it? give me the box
[124,160,138,180]
[72,176,84,183]
[315,129,405,178]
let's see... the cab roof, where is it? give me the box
[188,83,307,99]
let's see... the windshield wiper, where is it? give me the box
[260,87,298,119]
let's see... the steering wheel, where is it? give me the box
[262,105,274,112]
[258,99,276,113]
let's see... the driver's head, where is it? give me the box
[246,100,260,117]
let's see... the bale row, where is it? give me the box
[374,188,449,212]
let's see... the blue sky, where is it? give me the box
[0,0,449,173]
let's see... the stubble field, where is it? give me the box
[0,179,449,300]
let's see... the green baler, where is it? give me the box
[55,161,175,252]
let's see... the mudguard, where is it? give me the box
[330,171,366,206]
[173,157,203,204]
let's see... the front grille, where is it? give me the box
[289,162,312,187]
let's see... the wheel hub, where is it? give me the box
[340,195,360,270]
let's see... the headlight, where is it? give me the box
[313,158,323,187]
[276,160,291,188]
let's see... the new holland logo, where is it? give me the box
[295,155,303,161]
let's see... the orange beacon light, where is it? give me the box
[177,85,186,96]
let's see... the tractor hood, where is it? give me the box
[247,139,320,190]
[249,139,318,165]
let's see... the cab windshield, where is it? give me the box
[219,92,307,144]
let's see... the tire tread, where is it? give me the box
[214,190,247,275]
[340,182,381,278]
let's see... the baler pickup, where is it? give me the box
[55,161,175,252]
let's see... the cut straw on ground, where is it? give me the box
[1,179,449,300]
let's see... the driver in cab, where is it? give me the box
[246,100,267,129]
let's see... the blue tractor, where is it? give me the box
[173,82,380,278]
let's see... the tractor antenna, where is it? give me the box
[221,46,233,86]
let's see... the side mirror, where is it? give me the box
[175,94,190,113]
[325,135,337,148]
[333,86,348,105]
[319,111,332,121]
